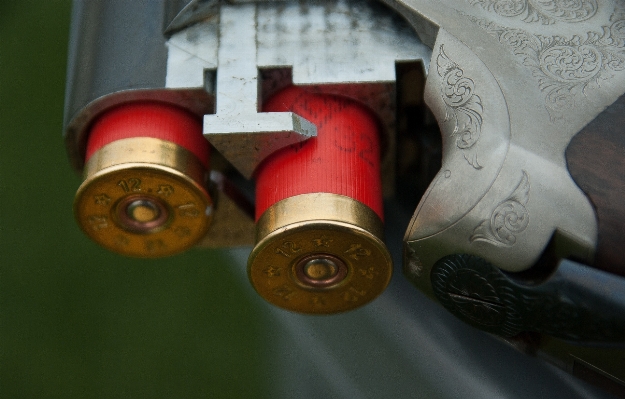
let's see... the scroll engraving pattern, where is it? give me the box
[466,4,625,120]
[468,0,598,24]
[470,171,530,246]
[436,45,484,169]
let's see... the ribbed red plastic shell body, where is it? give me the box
[255,86,383,221]
[85,102,209,167]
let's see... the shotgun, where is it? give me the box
[63,0,625,394]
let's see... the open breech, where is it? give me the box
[63,0,625,394]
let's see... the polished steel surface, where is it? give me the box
[392,0,625,280]
[178,0,433,183]
[200,4,317,179]
[389,0,625,388]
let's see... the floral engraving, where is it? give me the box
[470,171,530,246]
[436,45,484,169]
[468,0,598,24]
[466,4,625,120]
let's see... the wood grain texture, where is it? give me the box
[566,94,625,276]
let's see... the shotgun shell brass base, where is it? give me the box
[248,193,392,314]
[74,137,213,257]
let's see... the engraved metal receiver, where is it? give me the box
[63,0,625,394]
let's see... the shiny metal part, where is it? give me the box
[63,0,215,170]
[295,254,349,289]
[64,0,249,248]
[74,137,213,257]
[387,0,625,390]
[64,0,432,246]
[65,1,616,265]
[248,193,392,314]
[255,0,431,196]
[117,195,169,233]
[406,32,598,282]
[202,4,317,179]
[64,0,625,392]
[198,170,255,248]
[177,1,432,183]
[392,0,625,282]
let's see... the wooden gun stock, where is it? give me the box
[567,94,625,277]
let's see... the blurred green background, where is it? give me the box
[0,2,267,397]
